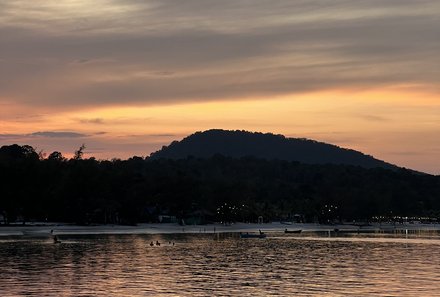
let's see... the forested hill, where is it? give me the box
[150,130,397,170]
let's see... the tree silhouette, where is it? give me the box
[73,144,86,160]
[48,151,66,162]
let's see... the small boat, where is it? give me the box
[284,229,302,234]
[240,233,266,239]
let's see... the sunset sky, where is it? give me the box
[0,0,439,174]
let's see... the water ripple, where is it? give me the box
[1,233,440,296]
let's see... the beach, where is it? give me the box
[1,222,440,237]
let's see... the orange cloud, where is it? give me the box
[1,89,438,174]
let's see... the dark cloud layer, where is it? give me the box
[30,131,87,138]
[0,0,439,110]
[0,131,88,139]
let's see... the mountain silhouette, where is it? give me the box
[149,129,397,169]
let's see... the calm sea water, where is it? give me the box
[1,231,440,296]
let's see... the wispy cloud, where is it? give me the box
[30,131,87,138]
[0,133,22,139]
[359,114,390,122]
[0,0,438,110]
[0,131,88,139]
[77,118,105,124]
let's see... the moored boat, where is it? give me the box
[240,233,267,239]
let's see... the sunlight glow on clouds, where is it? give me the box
[0,0,439,173]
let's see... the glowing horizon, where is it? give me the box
[0,1,439,174]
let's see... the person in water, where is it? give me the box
[50,229,60,243]
[150,241,154,247]
[156,240,160,246]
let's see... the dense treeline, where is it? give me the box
[0,144,439,225]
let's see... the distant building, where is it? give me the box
[158,215,177,223]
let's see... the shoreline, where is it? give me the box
[1,222,440,236]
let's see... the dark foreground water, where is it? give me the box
[2,232,440,296]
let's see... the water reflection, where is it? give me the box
[1,232,440,296]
